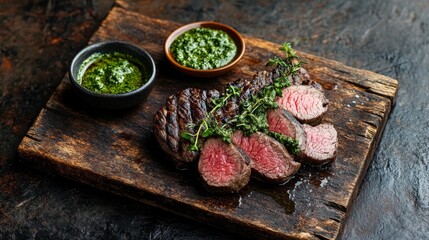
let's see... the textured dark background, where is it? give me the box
[1,0,428,239]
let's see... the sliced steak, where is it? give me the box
[231,131,301,183]
[267,108,307,152]
[276,85,328,124]
[300,123,338,165]
[153,88,221,167]
[198,138,251,193]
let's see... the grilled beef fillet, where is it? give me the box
[299,123,338,165]
[267,108,307,152]
[153,68,320,167]
[198,138,251,193]
[276,85,328,124]
[231,131,301,183]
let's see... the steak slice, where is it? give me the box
[153,88,221,167]
[198,138,251,193]
[300,123,338,165]
[276,85,328,124]
[231,131,301,183]
[267,108,307,153]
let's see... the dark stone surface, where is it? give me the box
[0,0,428,239]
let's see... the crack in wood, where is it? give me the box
[324,201,347,213]
[362,119,379,130]
[366,110,385,120]
[25,134,41,143]
[329,217,341,223]
[115,1,125,9]
[314,233,330,240]
[339,78,371,91]
[44,105,65,115]
[354,132,371,139]
[366,88,395,103]
[332,67,352,75]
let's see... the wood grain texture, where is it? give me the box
[18,6,398,240]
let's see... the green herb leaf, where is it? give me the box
[202,128,214,137]
[180,132,194,140]
[189,145,199,152]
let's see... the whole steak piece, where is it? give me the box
[231,131,301,183]
[198,138,251,193]
[300,123,338,165]
[276,85,328,124]
[267,108,307,153]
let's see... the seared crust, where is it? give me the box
[153,88,221,167]
[229,70,274,103]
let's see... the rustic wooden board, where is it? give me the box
[18,6,398,240]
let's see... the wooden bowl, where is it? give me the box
[164,21,245,78]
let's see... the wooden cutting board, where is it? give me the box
[18,6,398,240]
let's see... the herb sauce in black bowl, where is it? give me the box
[69,41,156,109]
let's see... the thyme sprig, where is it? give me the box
[229,86,277,135]
[267,42,304,88]
[267,42,302,70]
[180,85,240,151]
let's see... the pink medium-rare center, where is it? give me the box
[277,85,328,124]
[231,131,301,183]
[198,138,251,192]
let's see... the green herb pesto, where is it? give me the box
[78,52,147,94]
[170,27,237,70]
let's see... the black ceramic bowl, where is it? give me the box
[69,41,156,109]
